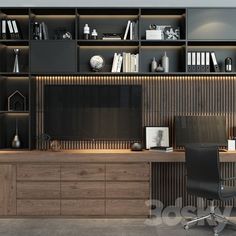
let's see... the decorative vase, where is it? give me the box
[13,48,20,73]
[12,119,21,148]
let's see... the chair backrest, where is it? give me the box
[185,145,221,200]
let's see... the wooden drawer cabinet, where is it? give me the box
[106,199,149,216]
[17,164,60,181]
[17,200,60,216]
[106,182,149,199]
[61,200,105,216]
[17,182,60,199]
[106,163,150,181]
[0,165,16,216]
[61,164,105,181]
[61,182,105,199]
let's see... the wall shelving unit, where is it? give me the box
[0,7,235,150]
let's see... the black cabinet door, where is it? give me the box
[30,41,76,73]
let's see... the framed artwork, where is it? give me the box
[145,126,170,149]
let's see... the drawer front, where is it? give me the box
[106,163,150,181]
[17,164,60,181]
[61,164,105,181]
[106,182,149,199]
[61,200,105,216]
[106,199,149,216]
[61,182,105,199]
[17,200,60,216]
[17,182,60,199]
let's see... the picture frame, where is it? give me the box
[145,126,170,149]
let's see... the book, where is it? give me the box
[187,52,191,72]
[1,20,7,39]
[12,20,21,39]
[206,52,210,72]
[211,52,220,72]
[116,54,123,72]
[41,22,49,40]
[102,33,122,40]
[130,22,133,40]
[111,53,118,72]
[196,52,201,72]
[7,20,14,39]
[201,52,205,72]
[123,20,131,40]
[149,146,173,152]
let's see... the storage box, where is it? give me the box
[146,30,162,40]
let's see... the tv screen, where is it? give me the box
[44,85,142,140]
[175,116,227,147]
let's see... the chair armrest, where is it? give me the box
[221,177,236,181]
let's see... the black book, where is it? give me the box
[150,146,173,152]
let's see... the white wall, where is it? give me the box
[0,0,236,7]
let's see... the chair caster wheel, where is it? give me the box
[184,225,189,230]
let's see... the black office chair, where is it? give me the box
[184,145,236,236]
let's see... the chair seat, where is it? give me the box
[220,186,236,200]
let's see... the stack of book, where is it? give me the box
[123,20,138,40]
[187,51,219,72]
[149,146,173,152]
[102,33,122,40]
[1,19,22,39]
[111,52,139,73]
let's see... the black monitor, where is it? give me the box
[44,85,142,141]
[174,116,227,147]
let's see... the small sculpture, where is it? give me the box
[13,48,20,73]
[8,90,26,111]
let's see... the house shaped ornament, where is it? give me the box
[8,90,26,111]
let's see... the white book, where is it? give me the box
[111,53,118,72]
[12,20,19,34]
[123,20,131,40]
[7,20,14,34]
[131,54,135,72]
[117,54,123,72]
[130,22,133,40]
[122,52,126,72]
[2,20,6,34]
[135,54,139,72]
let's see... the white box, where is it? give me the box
[146,30,162,40]
[228,140,236,151]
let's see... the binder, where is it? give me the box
[201,52,206,72]
[211,52,220,72]
[130,22,133,40]
[7,20,14,39]
[206,52,210,72]
[196,52,201,72]
[1,20,7,39]
[12,20,21,39]
[191,52,196,72]
[123,20,131,40]
[187,52,192,72]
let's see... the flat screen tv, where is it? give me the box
[175,116,227,147]
[44,85,142,140]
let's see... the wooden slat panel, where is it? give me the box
[106,199,149,216]
[106,182,149,199]
[61,200,105,216]
[17,200,60,216]
[17,182,60,199]
[61,164,105,181]
[61,182,105,198]
[0,165,16,216]
[106,163,150,181]
[17,164,60,181]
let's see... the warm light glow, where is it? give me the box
[80,15,138,19]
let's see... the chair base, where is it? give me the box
[184,201,236,236]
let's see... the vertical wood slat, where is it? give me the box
[152,162,236,207]
[35,75,236,149]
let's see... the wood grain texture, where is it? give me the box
[61,200,105,216]
[0,151,236,163]
[17,182,60,199]
[17,164,60,181]
[0,165,16,216]
[61,164,105,181]
[106,199,149,216]
[106,163,150,181]
[61,182,105,199]
[106,182,149,199]
[17,200,60,216]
